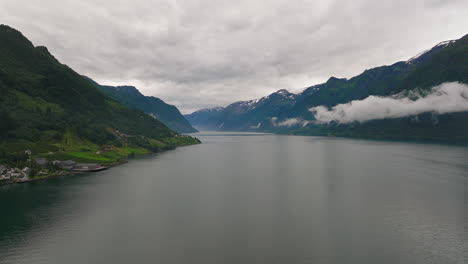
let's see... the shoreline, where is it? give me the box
[0,160,128,187]
[0,142,199,187]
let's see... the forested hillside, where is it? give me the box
[97,84,197,133]
[0,25,199,166]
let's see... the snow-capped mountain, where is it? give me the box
[191,106,225,114]
[406,40,456,64]
[184,106,225,130]
[186,33,468,143]
[185,89,298,130]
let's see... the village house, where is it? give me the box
[40,160,108,172]
[22,167,31,175]
[57,160,77,170]
[101,145,113,152]
[72,163,107,172]
[0,166,7,181]
[34,157,48,166]
[10,172,23,178]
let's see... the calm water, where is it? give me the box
[1,132,468,264]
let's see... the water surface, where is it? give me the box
[1,132,468,264]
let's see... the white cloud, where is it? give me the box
[0,0,467,113]
[271,117,310,127]
[277,118,310,127]
[310,82,468,124]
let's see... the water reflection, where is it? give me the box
[1,132,468,264]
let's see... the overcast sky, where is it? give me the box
[1,0,467,113]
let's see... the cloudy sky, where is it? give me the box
[1,0,467,113]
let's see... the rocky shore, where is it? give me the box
[0,159,124,187]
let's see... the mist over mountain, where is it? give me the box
[187,33,468,142]
[310,82,468,124]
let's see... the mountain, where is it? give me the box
[0,25,199,166]
[97,84,197,133]
[187,34,468,143]
[185,89,297,131]
[184,107,225,130]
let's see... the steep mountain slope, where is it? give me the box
[290,35,468,120]
[0,25,199,164]
[97,84,197,133]
[187,34,468,142]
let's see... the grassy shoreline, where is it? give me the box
[0,135,201,187]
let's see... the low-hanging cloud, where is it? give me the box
[310,82,468,124]
[278,118,310,127]
[271,117,310,127]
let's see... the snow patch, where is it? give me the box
[407,40,455,64]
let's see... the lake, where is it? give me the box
[1,132,468,264]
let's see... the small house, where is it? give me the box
[34,158,48,166]
[72,163,107,172]
[10,172,22,178]
[22,167,31,175]
[58,160,77,170]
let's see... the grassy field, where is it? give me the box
[42,144,151,165]
[1,129,200,167]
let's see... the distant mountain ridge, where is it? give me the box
[97,84,197,133]
[184,107,225,130]
[186,34,468,143]
[185,89,297,130]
